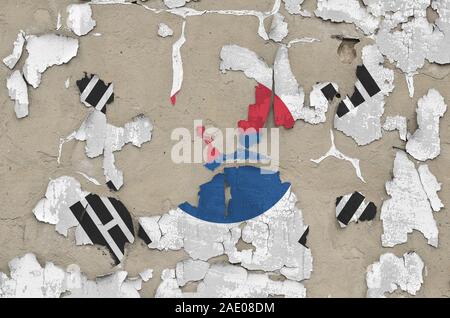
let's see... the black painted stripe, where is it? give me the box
[321,83,338,101]
[350,88,365,107]
[69,201,108,247]
[85,81,109,107]
[298,226,309,248]
[337,192,365,225]
[336,101,349,118]
[85,193,113,225]
[138,225,152,245]
[359,202,377,221]
[108,197,134,235]
[108,224,129,254]
[70,200,120,264]
[356,65,380,97]
[336,196,343,206]
[76,73,90,93]
[106,181,118,191]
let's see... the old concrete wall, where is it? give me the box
[0,0,448,297]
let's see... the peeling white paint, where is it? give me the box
[139,269,154,282]
[0,253,143,298]
[418,165,444,212]
[374,0,450,75]
[23,34,79,89]
[287,37,320,47]
[170,20,186,104]
[6,70,29,119]
[164,0,192,9]
[268,13,289,42]
[139,186,312,282]
[56,12,62,30]
[366,252,424,298]
[175,259,210,287]
[67,4,97,36]
[283,0,310,16]
[156,263,306,298]
[33,176,88,234]
[73,111,153,190]
[138,208,237,260]
[158,23,174,37]
[57,131,77,165]
[381,151,439,247]
[226,186,312,281]
[405,72,417,98]
[274,46,338,124]
[334,45,395,146]
[220,45,273,89]
[274,45,303,120]
[311,130,365,183]
[406,89,447,161]
[76,171,101,186]
[315,0,380,35]
[3,31,26,69]
[383,116,408,141]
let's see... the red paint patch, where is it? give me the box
[238,84,272,132]
[170,93,178,105]
[273,94,295,129]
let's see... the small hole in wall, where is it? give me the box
[337,38,360,64]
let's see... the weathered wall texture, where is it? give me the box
[0,0,448,297]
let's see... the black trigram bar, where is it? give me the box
[138,224,152,245]
[336,191,377,226]
[298,226,309,248]
[336,64,381,118]
[356,65,380,97]
[321,83,339,101]
[77,73,114,114]
[69,193,134,264]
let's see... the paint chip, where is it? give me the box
[139,269,154,282]
[170,21,186,105]
[156,263,307,298]
[268,13,289,42]
[283,0,310,16]
[158,23,174,37]
[383,115,408,141]
[6,70,29,119]
[366,252,424,298]
[418,165,444,212]
[164,0,192,9]
[406,89,447,161]
[175,259,210,287]
[375,0,450,76]
[67,3,97,36]
[315,0,379,35]
[23,34,79,89]
[381,151,439,247]
[0,253,142,298]
[3,31,26,69]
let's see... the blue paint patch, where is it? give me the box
[179,166,290,223]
